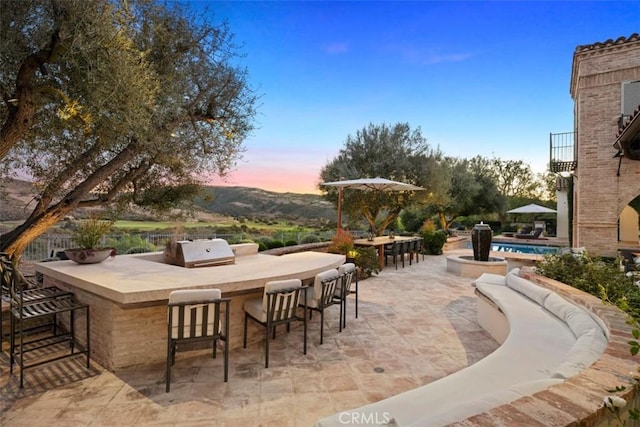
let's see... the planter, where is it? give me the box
[64,248,114,264]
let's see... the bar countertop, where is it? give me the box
[36,251,345,305]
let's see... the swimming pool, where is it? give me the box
[465,242,560,255]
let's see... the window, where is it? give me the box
[623,80,640,116]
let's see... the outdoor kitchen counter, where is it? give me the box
[35,250,346,370]
[36,250,346,305]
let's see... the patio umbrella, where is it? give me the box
[506,203,557,214]
[321,177,425,230]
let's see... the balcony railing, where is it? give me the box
[549,132,577,173]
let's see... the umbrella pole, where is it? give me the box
[337,187,343,231]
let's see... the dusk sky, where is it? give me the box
[196,1,640,194]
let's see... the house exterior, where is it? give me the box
[551,33,640,257]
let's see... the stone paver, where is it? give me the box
[1,254,498,426]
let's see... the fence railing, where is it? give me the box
[17,230,344,261]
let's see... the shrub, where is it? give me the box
[537,252,640,318]
[351,246,379,278]
[301,234,321,244]
[418,220,447,255]
[106,233,156,255]
[257,241,268,251]
[285,240,298,247]
[326,229,354,255]
[125,246,149,254]
[266,240,285,249]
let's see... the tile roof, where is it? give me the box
[575,33,640,53]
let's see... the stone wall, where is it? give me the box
[455,268,639,426]
[571,35,640,257]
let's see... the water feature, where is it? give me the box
[447,222,507,278]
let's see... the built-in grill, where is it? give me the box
[163,239,235,268]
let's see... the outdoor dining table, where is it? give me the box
[353,235,418,270]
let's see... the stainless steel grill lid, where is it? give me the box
[163,239,235,268]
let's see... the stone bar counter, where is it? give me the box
[36,244,345,370]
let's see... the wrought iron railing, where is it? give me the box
[549,131,577,173]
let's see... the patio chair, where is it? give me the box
[514,226,544,239]
[5,257,90,388]
[384,241,400,269]
[334,263,358,329]
[166,288,230,392]
[399,240,411,268]
[414,238,425,262]
[620,249,640,274]
[1,253,72,345]
[303,269,342,344]
[243,279,307,368]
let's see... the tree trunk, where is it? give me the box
[0,142,137,262]
[0,209,70,264]
[0,30,62,160]
[438,212,448,231]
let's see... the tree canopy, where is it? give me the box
[0,0,257,260]
[319,122,445,235]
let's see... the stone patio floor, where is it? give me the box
[0,253,499,426]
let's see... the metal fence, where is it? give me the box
[18,230,342,261]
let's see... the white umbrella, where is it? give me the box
[321,177,425,230]
[506,203,557,214]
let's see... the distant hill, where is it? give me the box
[197,186,335,223]
[0,178,336,224]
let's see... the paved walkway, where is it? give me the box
[1,253,499,426]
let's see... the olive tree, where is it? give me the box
[319,122,447,235]
[407,156,505,231]
[0,0,257,261]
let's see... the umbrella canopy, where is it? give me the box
[322,177,424,192]
[506,203,557,214]
[321,178,425,230]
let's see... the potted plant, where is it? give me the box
[65,217,116,264]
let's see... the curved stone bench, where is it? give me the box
[314,267,638,427]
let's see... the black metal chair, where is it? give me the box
[303,269,342,345]
[335,263,358,329]
[243,279,307,368]
[399,240,411,268]
[166,289,230,392]
[384,241,400,269]
[1,253,72,346]
[4,257,90,388]
[415,238,425,262]
[407,237,424,265]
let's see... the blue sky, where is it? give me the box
[196,1,640,194]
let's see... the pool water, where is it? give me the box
[465,242,560,255]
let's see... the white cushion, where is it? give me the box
[304,269,340,306]
[473,273,506,287]
[336,263,356,295]
[244,296,266,322]
[262,278,303,312]
[169,289,221,304]
[505,274,552,306]
[244,279,303,323]
[551,329,608,379]
[168,289,222,339]
[543,293,598,338]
